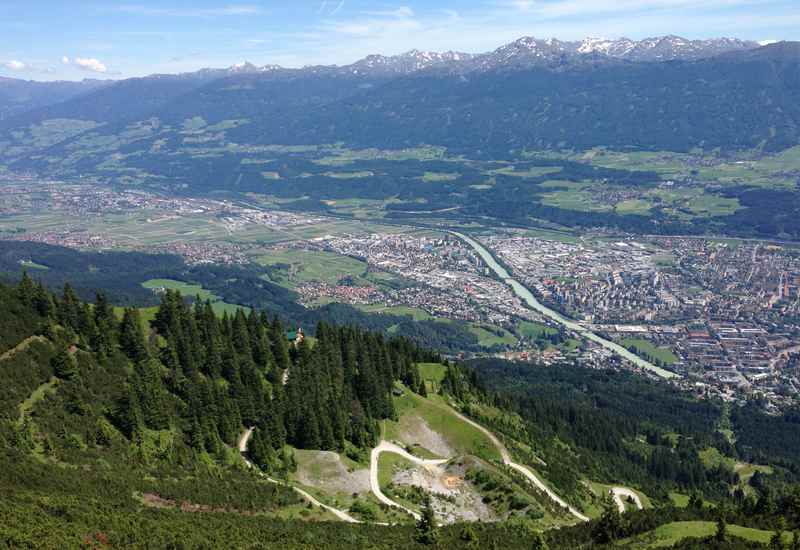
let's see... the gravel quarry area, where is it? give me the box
[392,459,495,523]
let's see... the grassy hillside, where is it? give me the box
[383,388,501,463]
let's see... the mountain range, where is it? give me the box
[189,35,763,77]
[344,35,761,75]
[0,36,798,168]
[0,35,763,110]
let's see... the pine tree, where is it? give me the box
[688,492,704,510]
[72,303,95,351]
[91,292,116,357]
[17,271,35,305]
[249,427,276,471]
[52,349,78,380]
[459,524,477,545]
[270,317,291,372]
[715,513,727,542]
[119,308,149,363]
[135,359,171,430]
[58,283,81,331]
[593,497,623,544]
[116,384,144,439]
[32,281,55,317]
[415,494,438,545]
[189,415,205,451]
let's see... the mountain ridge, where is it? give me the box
[195,35,763,77]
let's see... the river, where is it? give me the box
[451,231,680,380]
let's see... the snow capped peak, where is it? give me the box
[576,37,635,55]
[349,48,473,74]
[194,35,761,80]
[491,36,569,62]
[230,61,258,72]
[216,61,284,74]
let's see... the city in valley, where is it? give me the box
[2,177,798,411]
[5,18,800,546]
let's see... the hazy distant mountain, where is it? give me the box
[0,77,108,120]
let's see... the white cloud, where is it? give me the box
[759,39,778,46]
[3,60,26,70]
[74,57,108,73]
[61,56,70,64]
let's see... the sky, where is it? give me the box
[2,0,799,81]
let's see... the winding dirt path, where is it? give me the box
[0,335,47,362]
[241,400,618,526]
[443,406,590,522]
[237,428,361,523]
[610,487,643,513]
[369,441,449,521]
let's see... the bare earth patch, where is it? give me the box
[295,450,371,494]
[397,416,455,458]
[140,493,257,515]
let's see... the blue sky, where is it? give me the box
[2,0,799,81]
